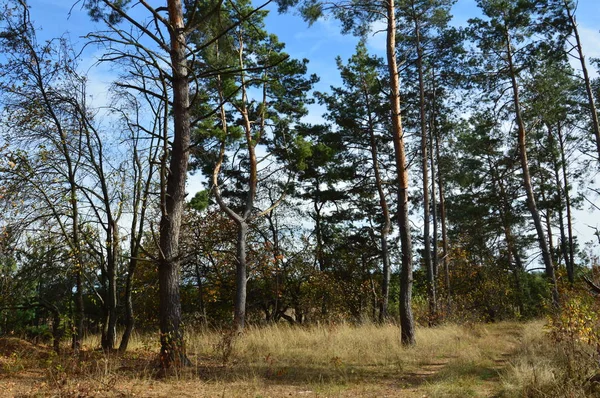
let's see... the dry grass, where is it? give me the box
[498,320,600,397]
[0,320,568,397]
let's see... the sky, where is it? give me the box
[19,0,600,256]
[28,0,599,106]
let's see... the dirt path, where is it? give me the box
[0,322,528,397]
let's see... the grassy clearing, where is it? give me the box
[0,320,590,397]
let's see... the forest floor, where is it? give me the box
[0,320,568,397]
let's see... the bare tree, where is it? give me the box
[0,4,88,350]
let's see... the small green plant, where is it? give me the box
[2,352,25,373]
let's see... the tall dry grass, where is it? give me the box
[179,321,511,369]
[13,320,589,397]
[76,322,520,385]
[498,320,600,397]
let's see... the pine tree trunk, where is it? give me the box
[267,211,283,322]
[430,115,439,280]
[314,198,325,272]
[415,18,436,324]
[158,0,191,367]
[234,221,248,332]
[492,162,525,315]
[386,0,415,346]
[363,79,392,322]
[547,123,571,275]
[505,28,559,307]
[557,122,575,283]
[379,235,391,321]
[73,257,84,351]
[433,105,450,302]
[539,173,555,265]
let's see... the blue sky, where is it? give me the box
[28,0,600,98]
[26,0,600,113]
[21,0,600,252]
[258,0,600,111]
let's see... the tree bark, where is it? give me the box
[414,16,436,325]
[101,222,118,351]
[51,308,62,355]
[434,111,450,299]
[564,1,600,159]
[386,0,415,346]
[34,35,84,351]
[546,123,572,281]
[58,85,84,353]
[158,0,191,367]
[554,165,570,272]
[234,221,248,331]
[362,78,392,322]
[314,196,326,272]
[267,209,284,323]
[491,161,525,315]
[538,169,555,266]
[119,259,135,352]
[505,28,559,307]
[557,122,575,282]
[429,93,439,281]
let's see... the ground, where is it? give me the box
[0,321,540,397]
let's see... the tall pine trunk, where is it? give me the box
[557,122,575,282]
[158,0,191,367]
[363,79,392,322]
[434,111,450,300]
[415,18,436,324]
[386,0,415,346]
[538,167,555,266]
[505,28,559,307]
[429,104,439,281]
[547,123,571,277]
[492,161,525,315]
[234,221,249,331]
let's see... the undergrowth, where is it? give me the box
[1,320,598,397]
[499,290,600,398]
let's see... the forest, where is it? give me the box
[1,0,600,396]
